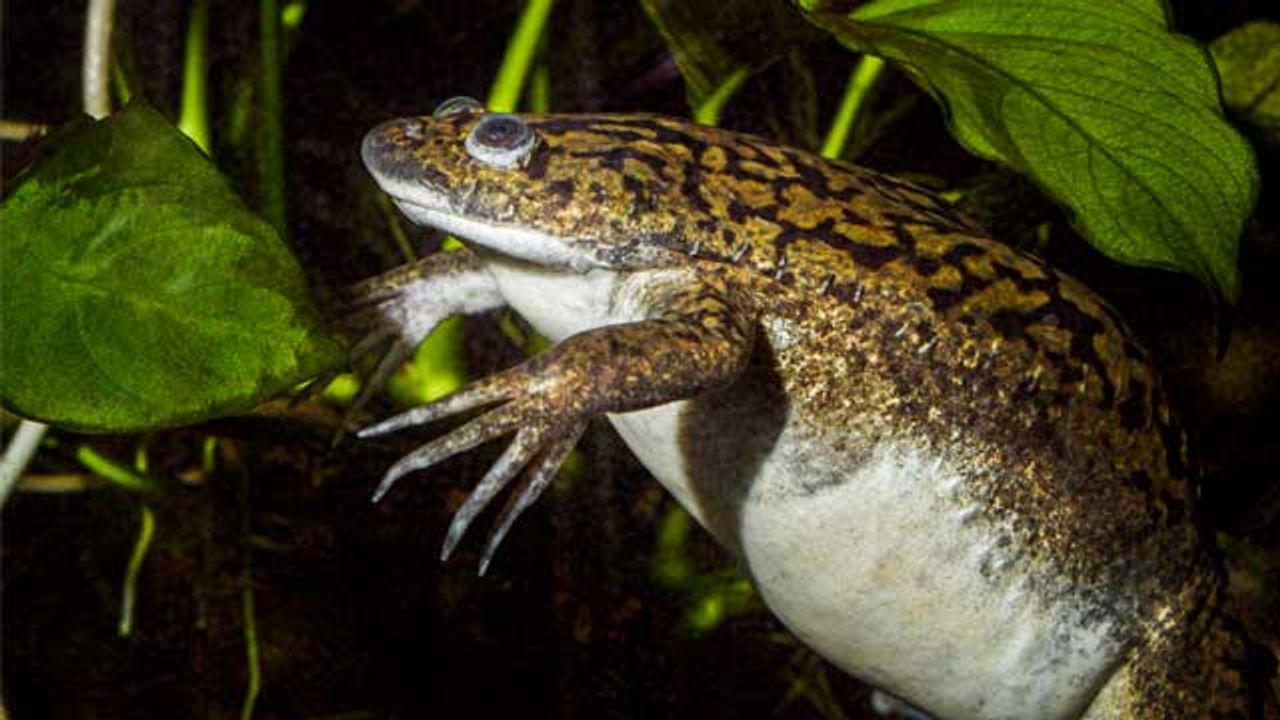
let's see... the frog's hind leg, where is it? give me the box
[1081,580,1278,719]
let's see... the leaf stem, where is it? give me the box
[820,54,884,159]
[118,504,156,637]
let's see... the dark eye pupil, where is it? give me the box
[463,113,535,167]
[482,119,521,146]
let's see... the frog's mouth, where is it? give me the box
[390,193,602,274]
[363,125,604,273]
[368,172,604,273]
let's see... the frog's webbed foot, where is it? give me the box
[362,271,757,574]
[334,249,504,439]
[359,355,591,574]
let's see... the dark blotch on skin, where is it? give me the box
[546,178,575,200]
[988,309,1029,341]
[727,198,752,224]
[1127,471,1153,493]
[913,255,942,277]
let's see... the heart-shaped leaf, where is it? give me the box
[0,101,344,432]
[799,0,1258,301]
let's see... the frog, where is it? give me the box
[351,96,1277,719]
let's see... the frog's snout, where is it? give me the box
[360,118,429,180]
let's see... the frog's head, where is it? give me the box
[363,98,745,271]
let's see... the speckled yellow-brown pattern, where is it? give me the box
[353,98,1278,719]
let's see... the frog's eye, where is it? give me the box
[434,96,483,118]
[465,113,538,169]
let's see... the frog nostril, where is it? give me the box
[361,118,429,171]
[402,119,425,141]
[361,123,399,172]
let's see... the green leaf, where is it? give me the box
[799,0,1258,301]
[1211,21,1280,144]
[0,101,344,432]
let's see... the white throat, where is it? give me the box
[380,181,601,272]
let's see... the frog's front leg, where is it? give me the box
[360,271,756,573]
[342,248,505,418]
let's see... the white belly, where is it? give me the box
[483,257,1119,719]
[605,386,1119,719]
[741,434,1120,719]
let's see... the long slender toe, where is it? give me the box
[441,425,547,562]
[370,403,526,502]
[358,379,511,439]
[477,422,585,576]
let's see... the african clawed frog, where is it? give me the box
[352,97,1277,719]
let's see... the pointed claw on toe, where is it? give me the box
[370,402,526,503]
[357,379,512,439]
[477,423,586,576]
[370,464,411,504]
[441,426,547,563]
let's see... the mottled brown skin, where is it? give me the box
[357,110,1277,718]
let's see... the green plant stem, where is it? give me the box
[693,67,749,126]
[178,0,212,153]
[487,0,555,112]
[529,61,551,113]
[202,436,218,472]
[240,580,261,720]
[820,55,885,159]
[111,59,133,105]
[75,445,158,492]
[258,0,287,237]
[237,456,261,720]
[118,443,155,637]
[118,504,155,637]
[374,194,417,264]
